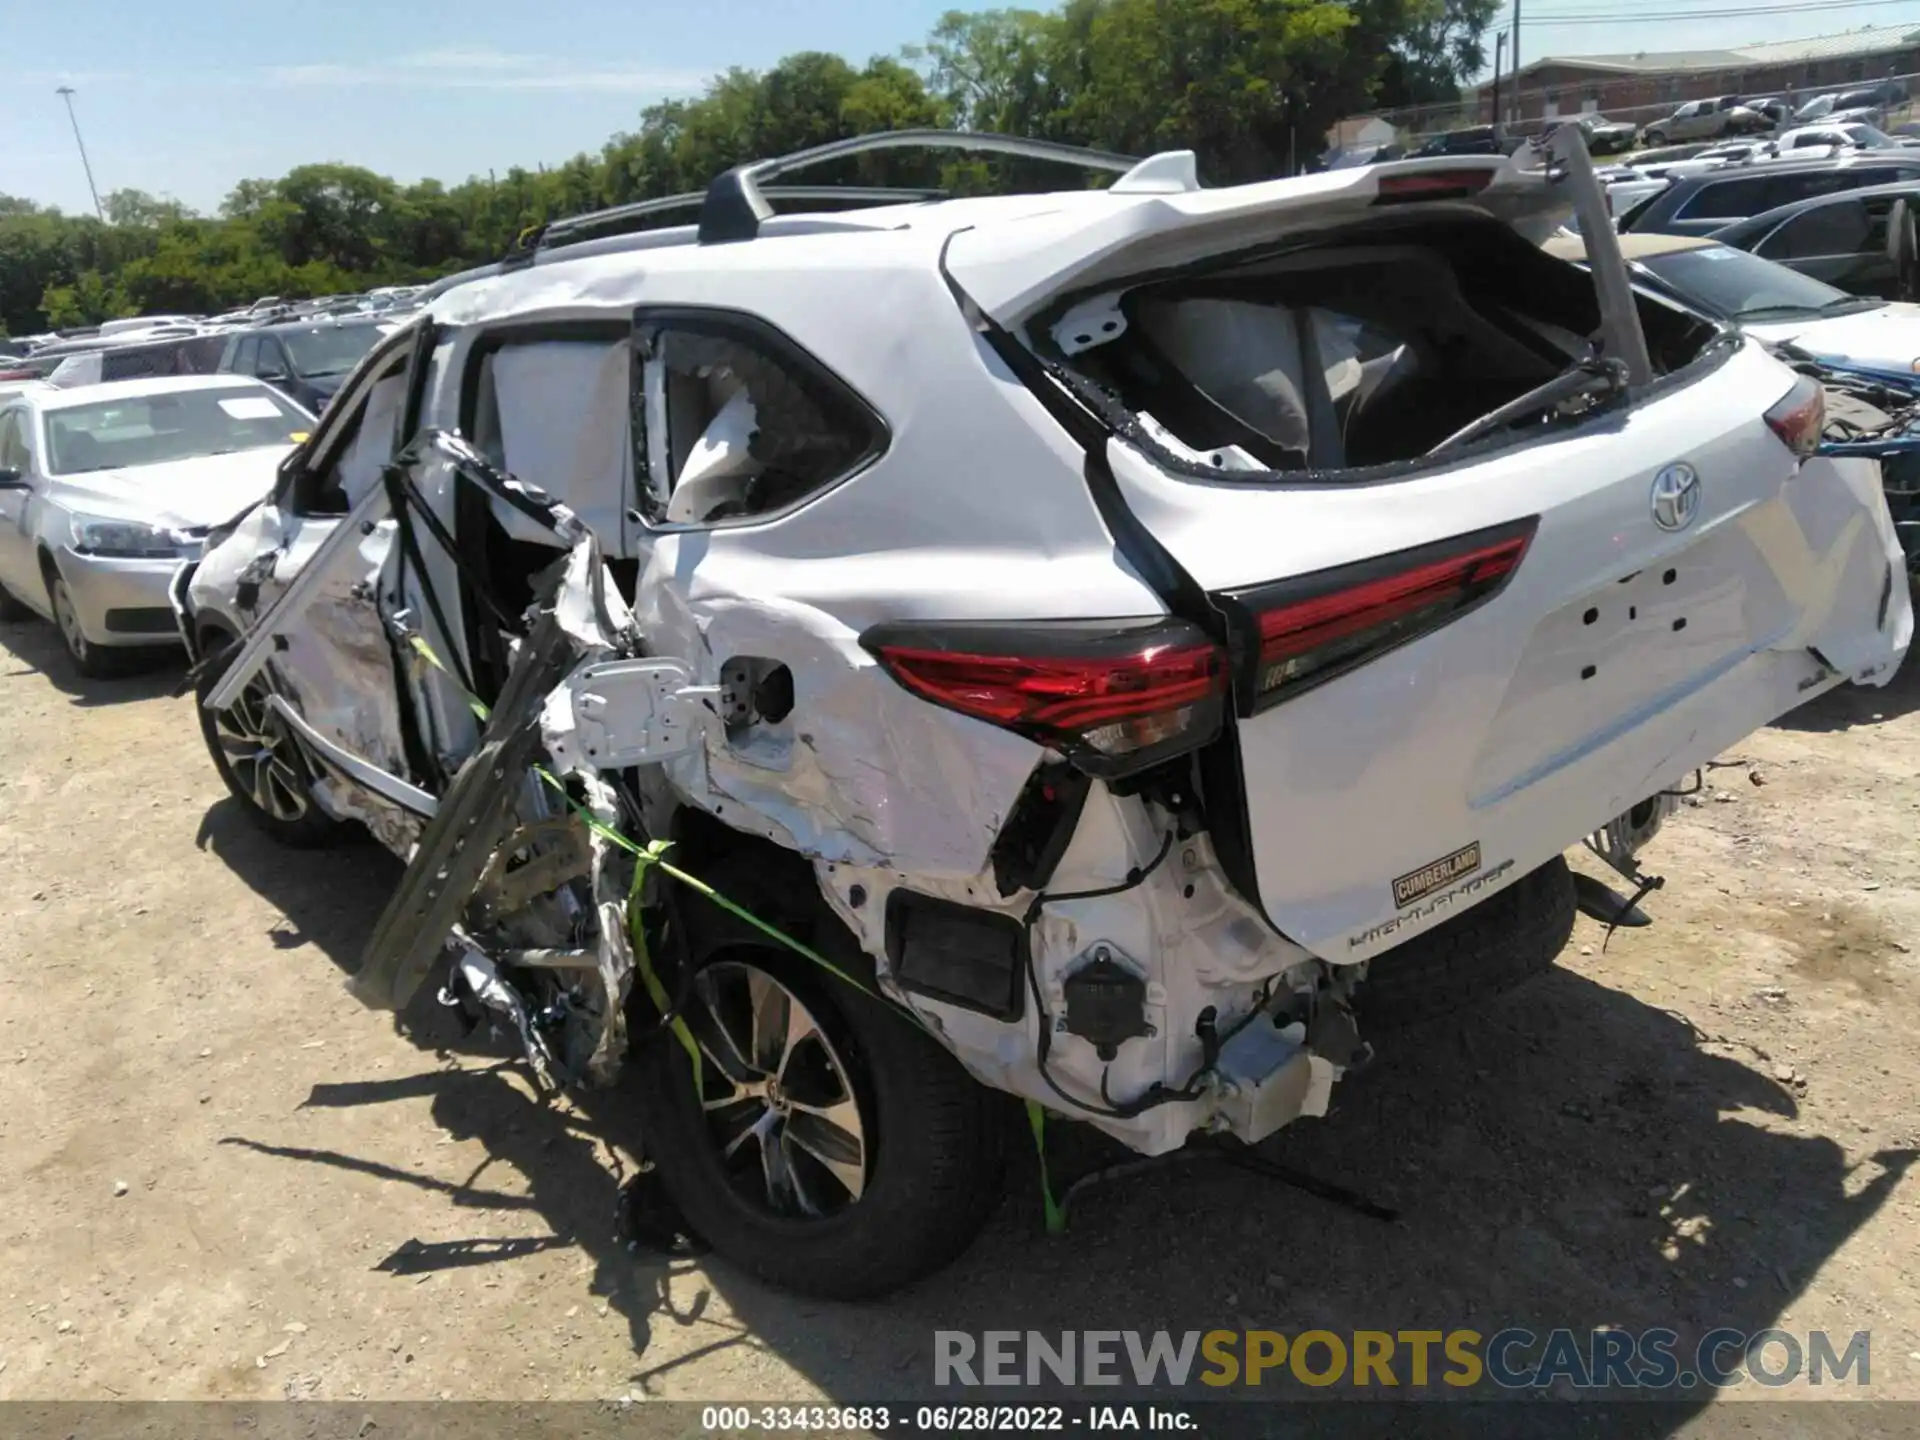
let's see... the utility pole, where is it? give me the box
[1493,31,1508,129]
[1510,0,1523,127]
[55,86,104,222]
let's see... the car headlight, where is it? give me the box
[70,516,197,558]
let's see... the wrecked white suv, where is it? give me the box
[173,130,1912,1298]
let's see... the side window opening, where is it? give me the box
[632,313,885,528]
[452,326,634,700]
[463,334,632,554]
[0,412,27,472]
[1758,200,1873,261]
[287,344,412,517]
[1678,177,1774,222]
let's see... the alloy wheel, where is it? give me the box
[685,960,869,1218]
[213,679,314,823]
[50,579,88,664]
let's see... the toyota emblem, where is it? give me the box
[1649,464,1701,533]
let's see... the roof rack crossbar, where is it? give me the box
[499,184,948,268]
[697,128,1143,245]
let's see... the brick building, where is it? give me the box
[1472,23,1920,127]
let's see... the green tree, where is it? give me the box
[102,189,195,228]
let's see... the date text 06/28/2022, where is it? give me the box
[702,1406,1196,1432]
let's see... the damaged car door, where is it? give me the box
[187,325,433,849]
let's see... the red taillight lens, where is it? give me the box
[863,618,1227,779]
[1765,375,1825,460]
[1374,169,1497,204]
[1222,518,1538,713]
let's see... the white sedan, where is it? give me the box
[1545,230,1920,369]
[0,375,313,676]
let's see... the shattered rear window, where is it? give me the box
[632,313,885,527]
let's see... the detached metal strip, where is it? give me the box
[1547,125,1653,390]
[202,480,392,713]
[265,694,440,818]
[167,559,199,661]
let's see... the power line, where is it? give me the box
[1521,0,1916,11]
[1524,0,1920,22]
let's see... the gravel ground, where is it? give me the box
[1,610,1917,1428]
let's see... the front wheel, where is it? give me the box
[46,571,126,679]
[1642,130,1666,147]
[630,866,1003,1298]
[195,635,353,848]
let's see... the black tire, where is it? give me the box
[43,565,130,679]
[1642,130,1666,148]
[630,857,1003,1299]
[194,631,353,848]
[1353,857,1577,1032]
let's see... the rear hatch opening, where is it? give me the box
[1030,210,1726,482]
[939,148,1905,963]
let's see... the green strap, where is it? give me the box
[414,606,1074,1230]
[1026,1100,1069,1235]
[409,634,491,723]
[405,628,906,1012]
[622,835,704,1081]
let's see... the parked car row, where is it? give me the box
[2,310,403,417]
[0,374,314,675]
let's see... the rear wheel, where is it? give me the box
[630,858,1003,1299]
[1353,857,1577,1031]
[195,633,352,848]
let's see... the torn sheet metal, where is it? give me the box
[189,494,418,835]
[625,574,1040,879]
[350,532,642,1087]
[348,597,589,1014]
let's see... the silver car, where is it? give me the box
[1643,96,1768,146]
[0,375,312,676]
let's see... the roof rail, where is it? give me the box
[500,184,948,269]
[697,129,1144,245]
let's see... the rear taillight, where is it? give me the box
[1765,375,1825,460]
[1220,518,1537,713]
[1374,169,1496,204]
[862,618,1227,779]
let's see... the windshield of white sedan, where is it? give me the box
[1639,246,1869,319]
[44,388,304,475]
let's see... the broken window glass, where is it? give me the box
[632,314,884,527]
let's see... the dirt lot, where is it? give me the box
[1,609,1918,1423]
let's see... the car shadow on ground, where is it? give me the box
[1773,607,1920,732]
[205,829,1914,1430]
[0,617,186,707]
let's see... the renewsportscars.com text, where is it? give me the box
[933,1328,1871,1391]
